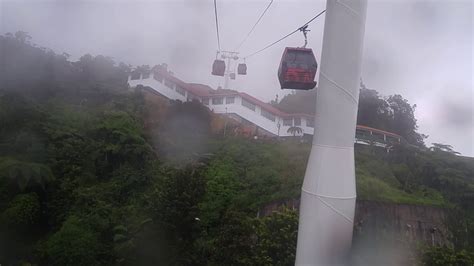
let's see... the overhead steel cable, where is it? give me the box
[213,0,221,51]
[234,0,274,51]
[244,9,326,60]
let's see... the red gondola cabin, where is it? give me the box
[212,59,226,76]
[278,47,317,90]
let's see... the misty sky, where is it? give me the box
[1,0,473,156]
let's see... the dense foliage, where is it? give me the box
[277,81,427,146]
[1,32,473,265]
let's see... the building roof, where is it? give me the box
[185,83,215,97]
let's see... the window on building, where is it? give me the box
[294,117,301,126]
[241,98,256,111]
[283,118,293,126]
[142,72,150,79]
[202,98,209,105]
[187,94,198,102]
[306,118,314,127]
[212,97,223,105]
[261,109,276,122]
[226,96,235,104]
[153,73,163,82]
[164,79,174,89]
[130,71,140,80]
[176,86,186,96]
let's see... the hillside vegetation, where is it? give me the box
[277,81,426,146]
[1,32,473,265]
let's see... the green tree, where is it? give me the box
[430,143,460,155]
[43,216,101,266]
[1,193,40,228]
[208,210,256,266]
[422,246,474,266]
[387,94,426,146]
[0,158,54,191]
[147,167,206,264]
[357,86,391,130]
[254,208,299,266]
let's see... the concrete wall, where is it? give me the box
[259,199,451,247]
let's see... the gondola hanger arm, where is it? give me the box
[299,25,310,48]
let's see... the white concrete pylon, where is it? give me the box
[295,0,368,265]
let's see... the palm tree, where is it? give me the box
[287,126,303,137]
[0,157,54,191]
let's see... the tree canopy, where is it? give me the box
[276,82,427,146]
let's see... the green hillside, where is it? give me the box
[1,32,473,265]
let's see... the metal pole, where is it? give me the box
[224,55,234,89]
[295,0,368,265]
[224,107,228,136]
[220,51,239,90]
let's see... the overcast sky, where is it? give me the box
[1,0,473,156]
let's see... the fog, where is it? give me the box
[1,0,472,156]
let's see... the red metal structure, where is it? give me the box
[212,59,226,76]
[278,47,317,90]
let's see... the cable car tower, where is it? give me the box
[295,0,368,265]
[210,0,249,89]
[222,51,238,89]
[212,50,247,89]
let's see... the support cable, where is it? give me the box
[213,0,221,51]
[234,0,274,51]
[244,9,326,60]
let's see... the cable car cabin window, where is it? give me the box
[261,109,276,122]
[202,98,209,105]
[306,118,314,127]
[226,97,235,104]
[164,79,175,89]
[283,118,293,126]
[294,117,301,126]
[285,50,317,69]
[241,98,256,111]
[153,73,163,83]
[212,97,223,105]
[176,86,186,96]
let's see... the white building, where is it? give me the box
[129,65,315,137]
[128,65,402,142]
